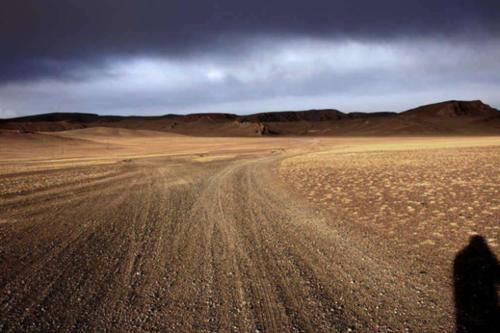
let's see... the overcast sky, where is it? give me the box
[1,0,499,117]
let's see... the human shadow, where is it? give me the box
[453,235,499,333]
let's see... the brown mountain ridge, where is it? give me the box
[1,100,499,136]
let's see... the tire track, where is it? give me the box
[0,153,454,332]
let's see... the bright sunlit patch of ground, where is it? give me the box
[279,138,500,262]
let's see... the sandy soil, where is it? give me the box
[279,139,500,332]
[0,130,498,332]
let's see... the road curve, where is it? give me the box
[0,154,452,332]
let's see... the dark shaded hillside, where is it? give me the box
[240,109,345,122]
[1,100,499,136]
[401,101,498,118]
[402,100,499,118]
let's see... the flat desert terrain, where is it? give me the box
[0,129,498,332]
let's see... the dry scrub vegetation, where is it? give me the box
[279,142,500,318]
[280,146,499,251]
[1,131,499,332]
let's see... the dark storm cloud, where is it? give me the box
[2,38,500,117]
[1,0,500,82]
[1,1,500,117]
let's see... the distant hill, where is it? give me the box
[401,100,499,118]
[240,109,345,122]
[1,100,499,136]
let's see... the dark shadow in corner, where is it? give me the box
[453,235,499,333]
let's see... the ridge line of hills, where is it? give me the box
[1,100,499,136]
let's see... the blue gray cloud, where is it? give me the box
[0,1,499,116]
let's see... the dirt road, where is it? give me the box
[0,133,498,332]
[0,141,497,332]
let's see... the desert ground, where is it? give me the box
[0,128,498,332]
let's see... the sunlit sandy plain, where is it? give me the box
[0,128,498,332]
